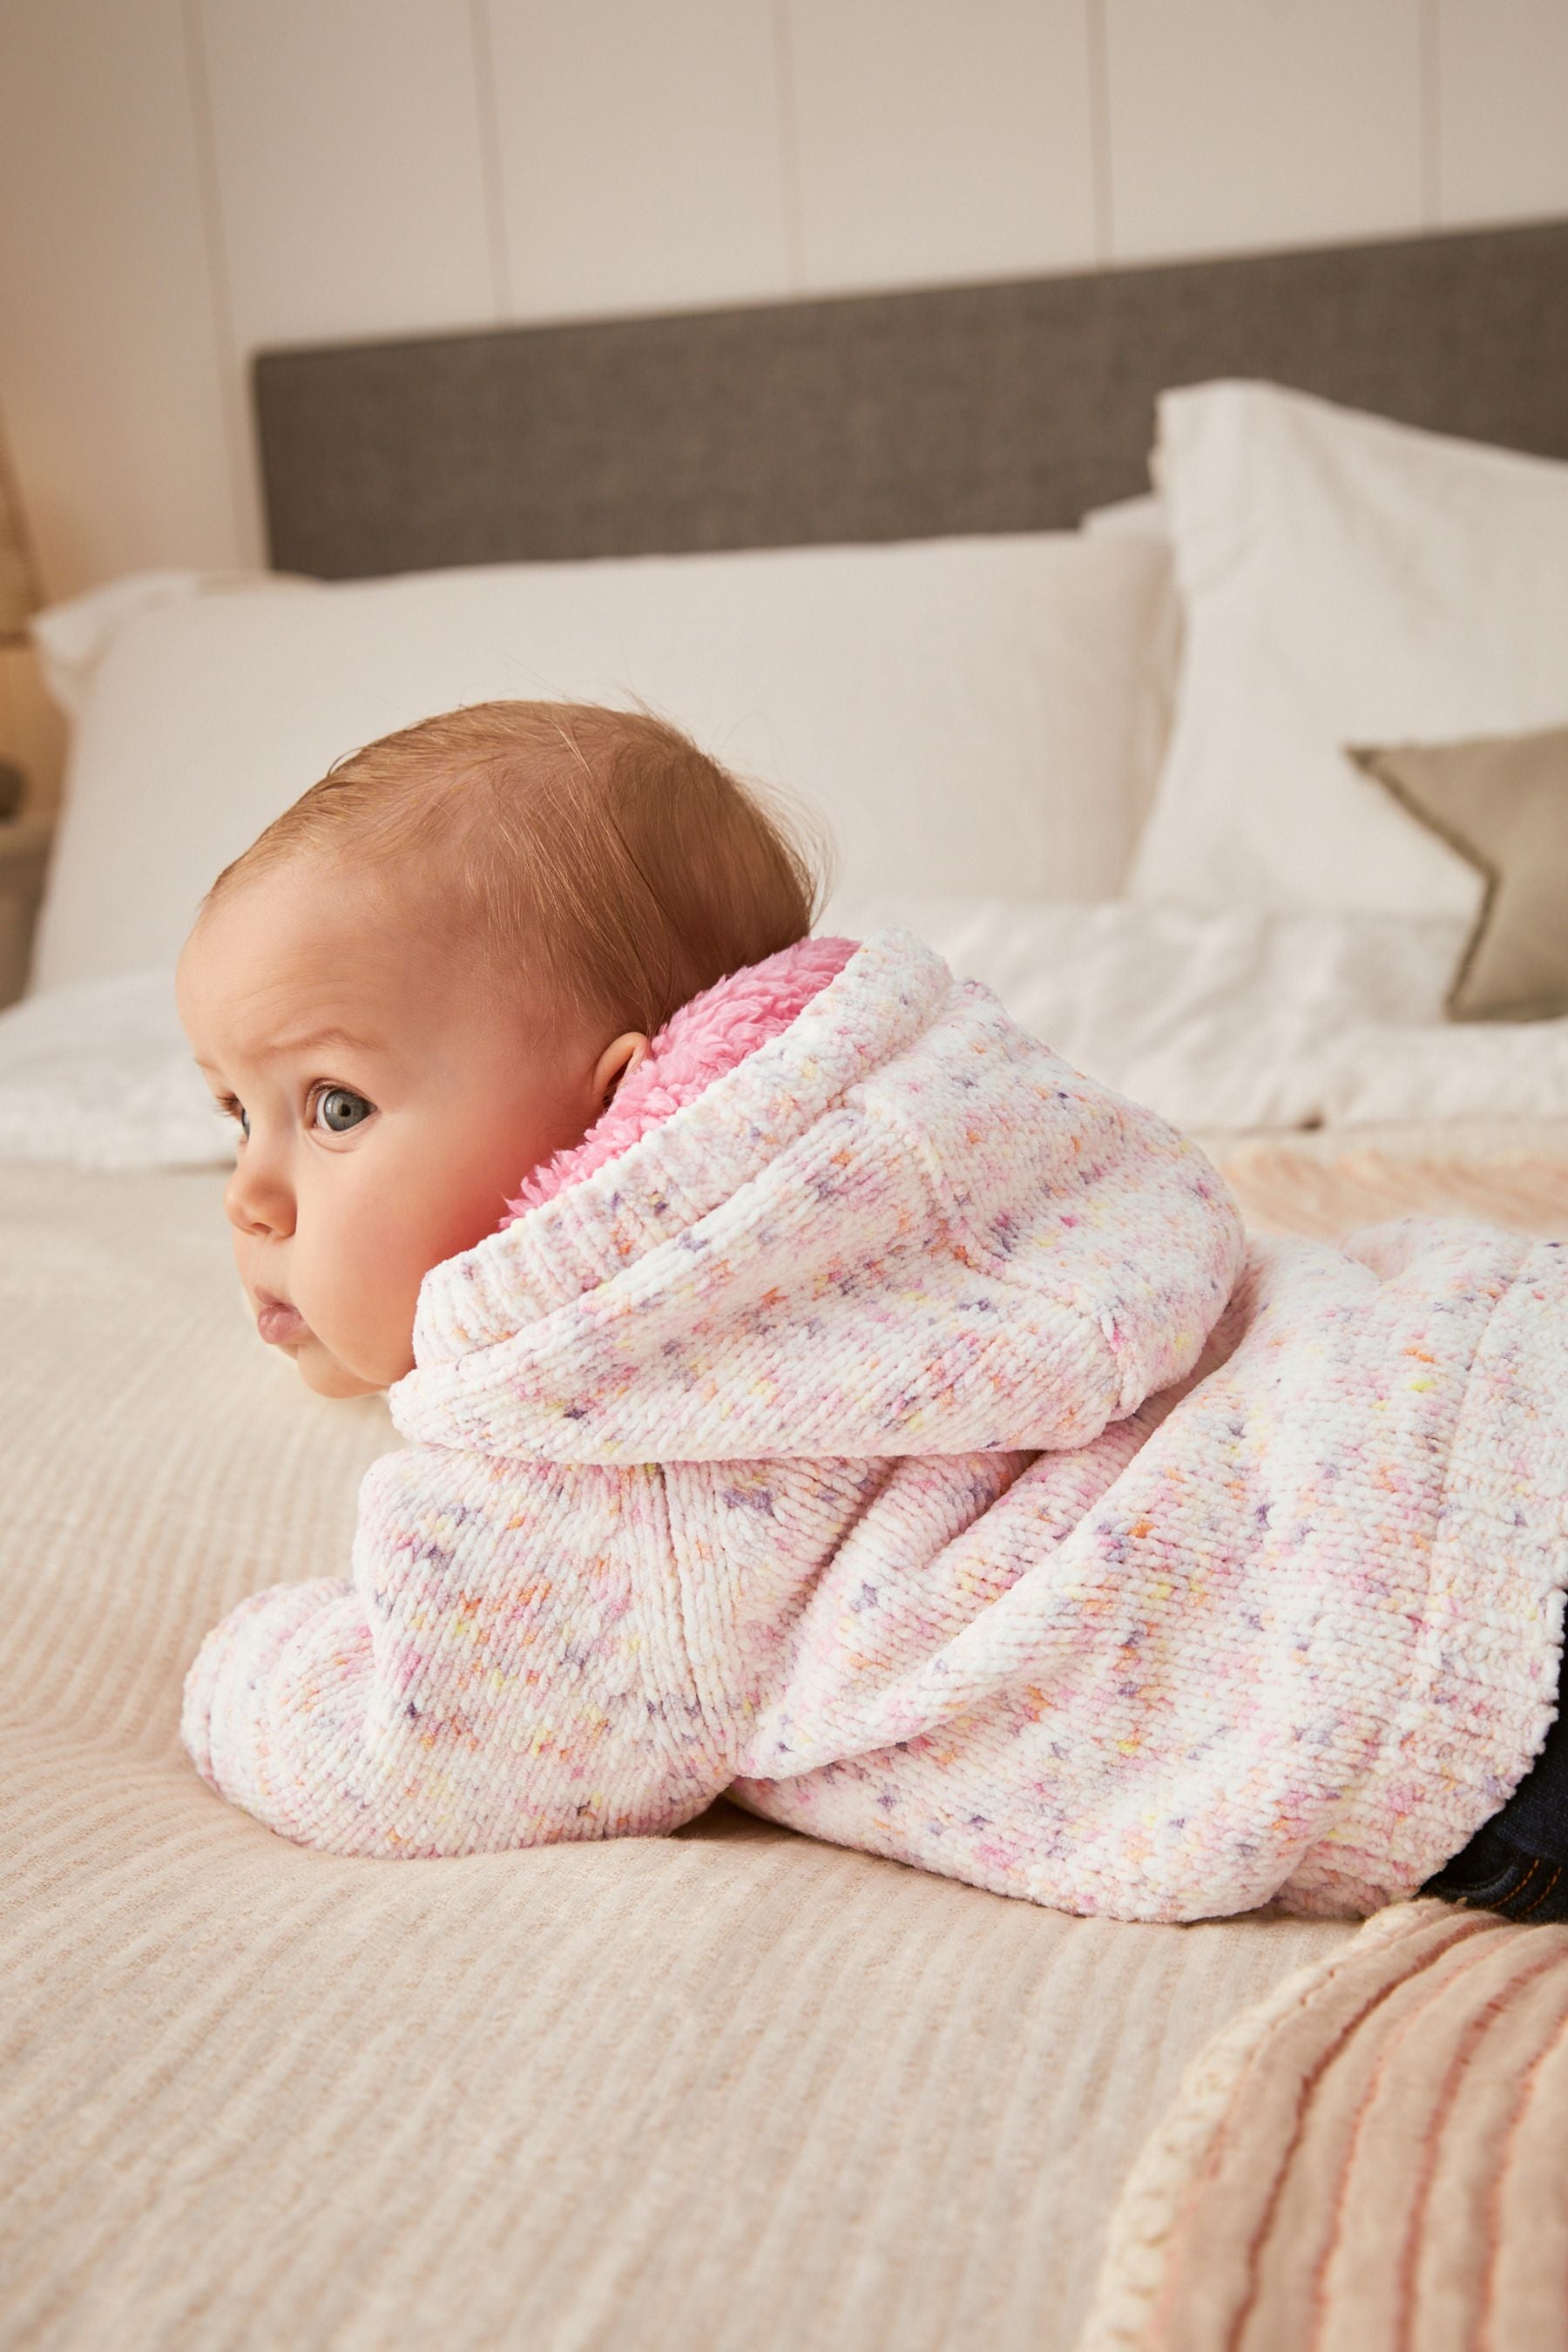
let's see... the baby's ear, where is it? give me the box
[595,1031,649,1107]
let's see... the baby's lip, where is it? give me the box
[255,1289,308,1346]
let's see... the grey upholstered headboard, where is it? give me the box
[254,217,1568,581]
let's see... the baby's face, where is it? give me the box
[176,858,621,1398]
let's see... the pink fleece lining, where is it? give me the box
[501,935,858,1224]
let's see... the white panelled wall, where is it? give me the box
[0,0,1566,797]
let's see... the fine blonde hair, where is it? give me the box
[204,700,827,1037]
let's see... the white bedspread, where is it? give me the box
[0,1162,1350,2351]
[0,969,226,1166]
[833,898,1568,1132]
[2,901,1566,1168]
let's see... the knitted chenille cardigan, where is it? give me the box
[183,930,1568,1921]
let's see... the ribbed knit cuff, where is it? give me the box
[1295,1240,1568,1916]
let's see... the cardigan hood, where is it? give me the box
[392,928,1247,1465]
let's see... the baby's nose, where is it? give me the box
[225,1156,294,1240]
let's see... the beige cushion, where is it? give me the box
[1351,724,1568,1022]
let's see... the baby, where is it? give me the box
[178,700,1568,1923]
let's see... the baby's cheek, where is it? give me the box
[317,1169,463,1383]
[322,1273,417,1389]
[287,1231,406,1390]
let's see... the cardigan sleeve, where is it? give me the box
[181,1445,723,1856]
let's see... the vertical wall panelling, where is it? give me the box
[786,0,1098,291]
[484,0,794,321]
[469,0,516,315]
[199,0,502,351]
[770,0,808,292]
[1085,0,1115,263]
[0,0,243,598]
[1103,0,1426,264]
[1418,0,1441,226]
[181,0,263,573]
[1436,0,1568,227]
[3,0,1567,610]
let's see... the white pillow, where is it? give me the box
[30,533,1171,992]
[1079,494,1182,840]
[1080,492,1168,542]
[30,569,305,723]
[1126,382,1568,919]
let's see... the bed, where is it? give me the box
[3,217,1567,2352]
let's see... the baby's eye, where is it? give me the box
[217,1095,249,1140]
[313,1085,375,1135]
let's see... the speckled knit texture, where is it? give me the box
[182,929,1568,1921]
